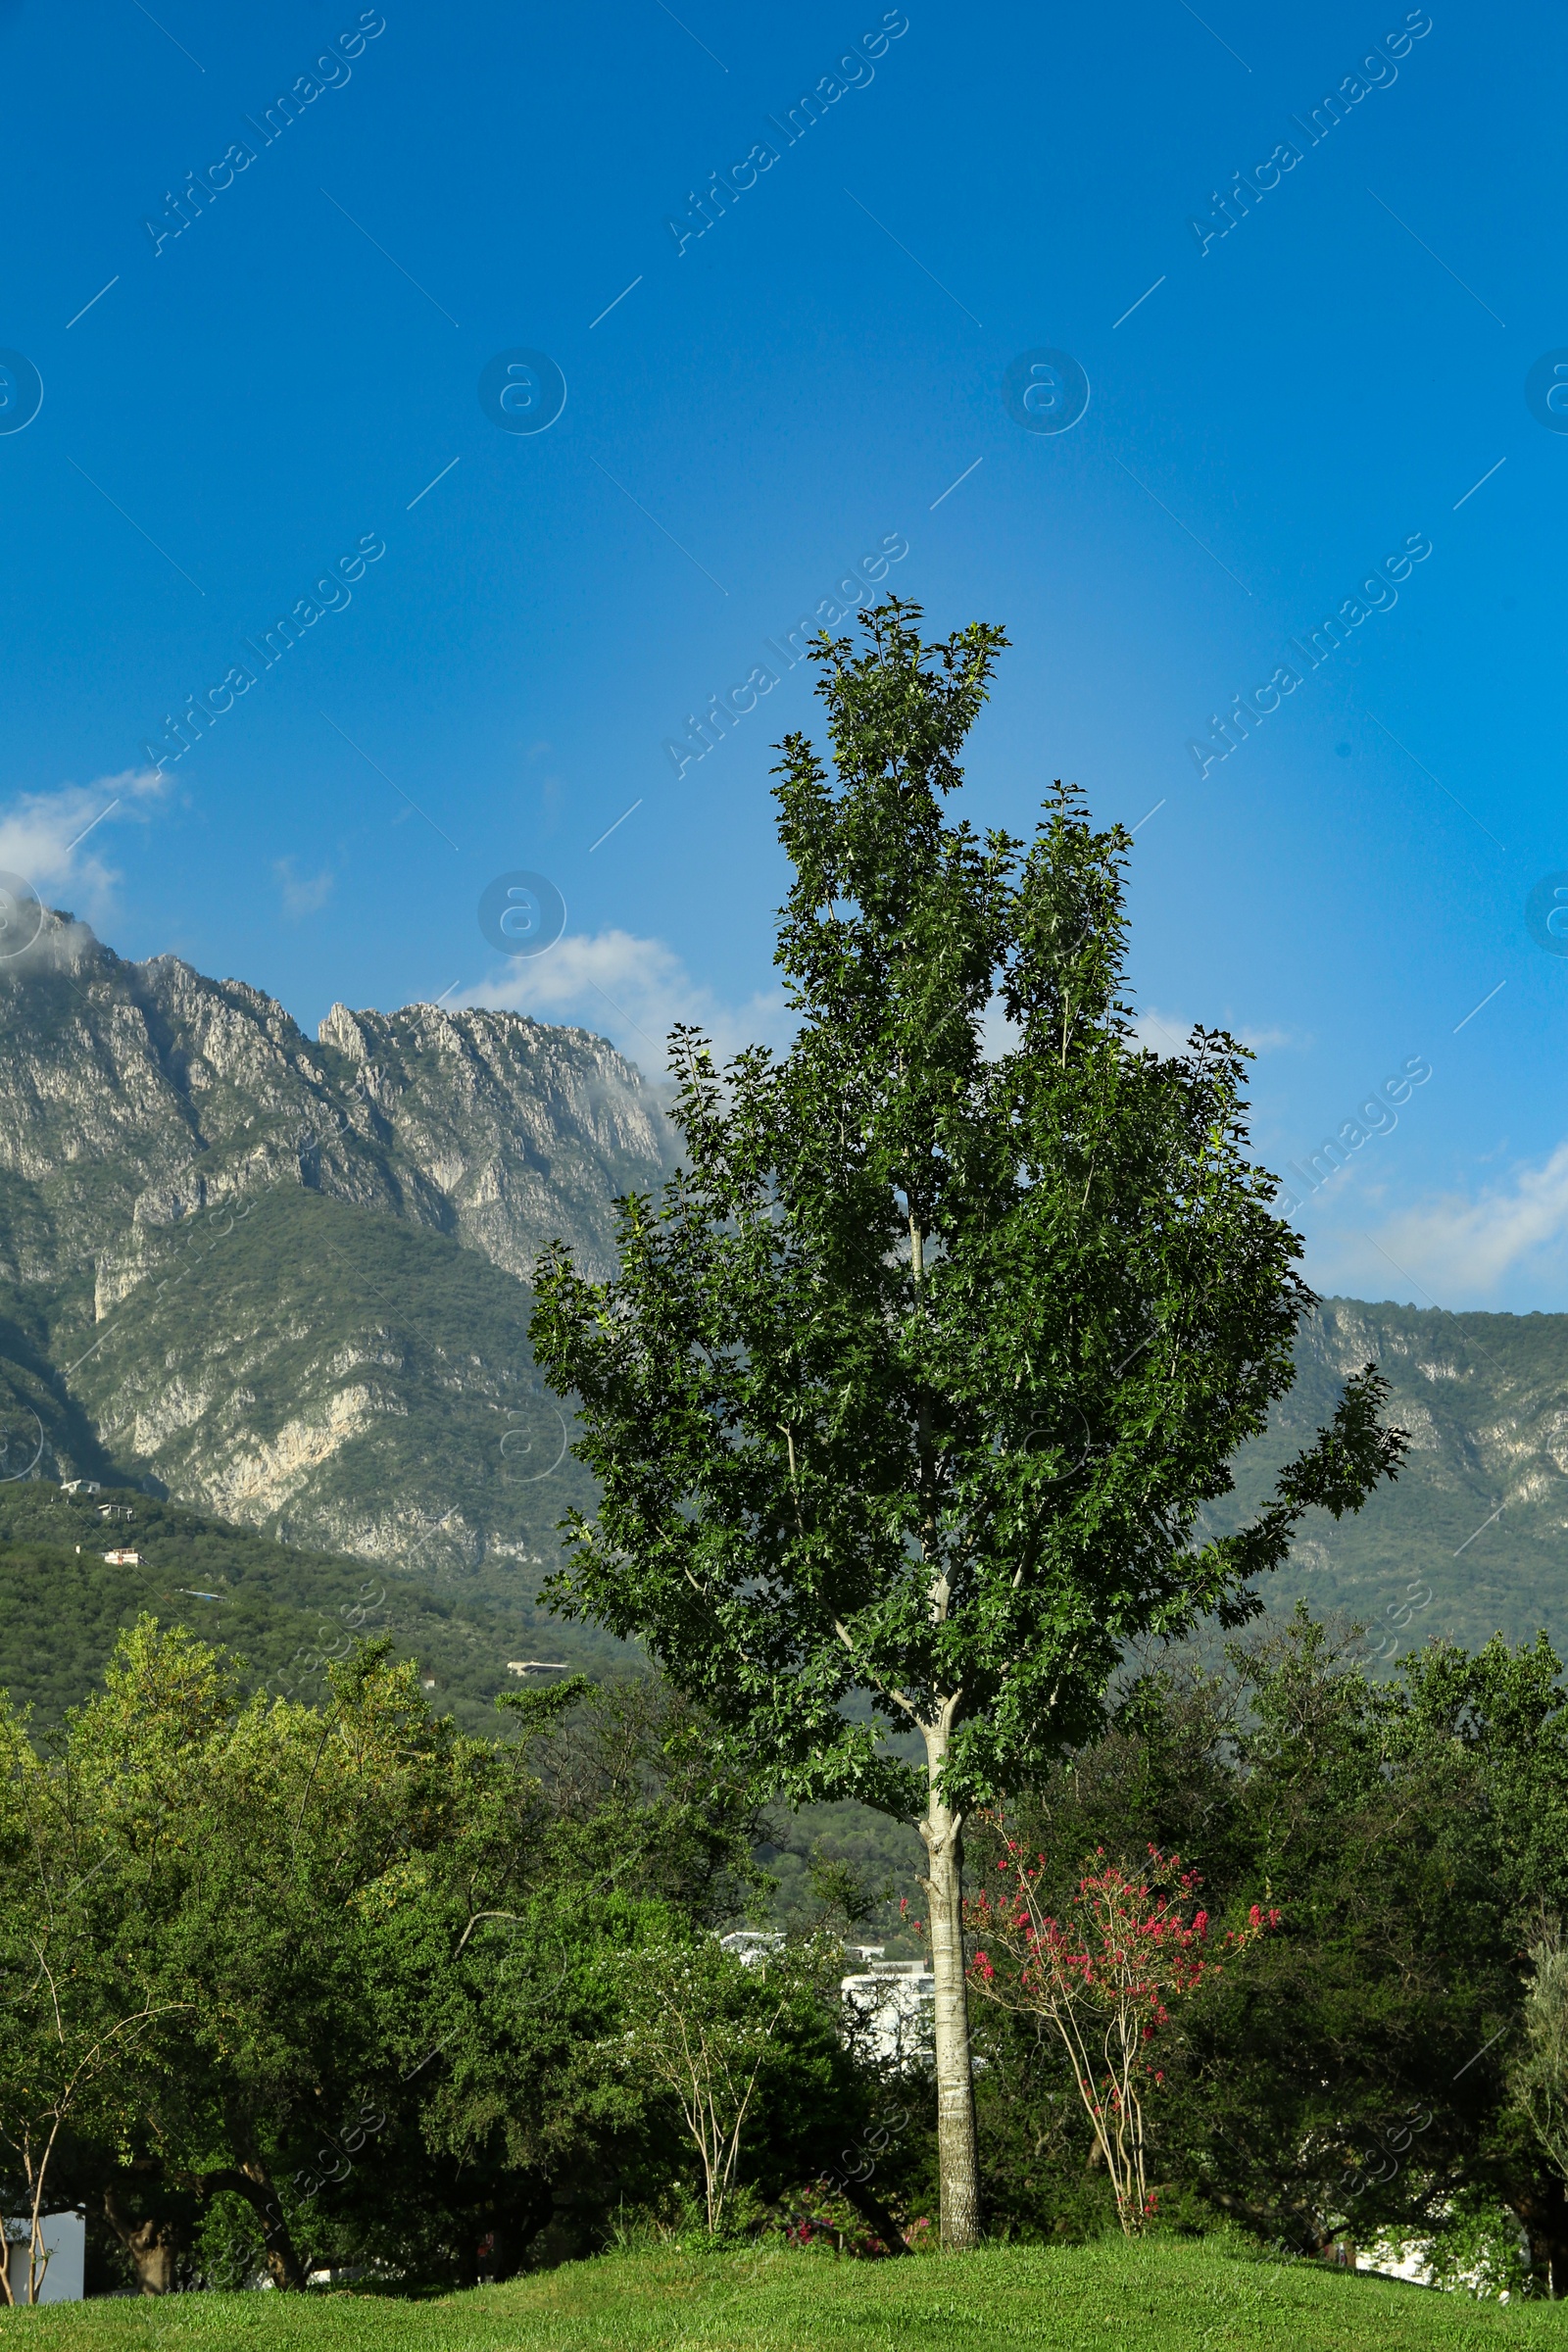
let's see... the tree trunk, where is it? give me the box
[489,2180,555,2278]
[188,2164,308,2290]
[840,2173,912,2256]
[919,1717,981,2248]
[1514,2178,1568,2298]
[102,2194,182,2295]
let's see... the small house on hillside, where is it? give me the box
[102,1548,142,1566]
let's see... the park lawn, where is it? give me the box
[3,2237,1567,2350]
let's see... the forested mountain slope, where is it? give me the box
[1232,1298,1568,1659]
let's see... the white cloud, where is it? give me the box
[1130,1005,1295,1057]
[461,929,790,1073]
[1130,1004,1194,1056]
[274,858,334,921]
[1128,1002,1298,1058]
[0,768,168,914]
[1306,1140,1568,1303]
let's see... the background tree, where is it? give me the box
[0,1706,185,2305]
[0,1623,548,2291]
[1515,1926,1568,2186]
[966,1610,1568,2291]
[530,601,1403,2247]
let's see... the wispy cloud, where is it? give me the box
[0,768,169,912]
[1131,1004,1295,1057]
[461,928,789,1072]
[1308,1139,1568,1302]
[274,858,334,921]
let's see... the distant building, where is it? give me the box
[717,1934,937,2069]
[60,1480,100,1496]
[3,2212,85,2303]
[505,1660,572,1674]
[841,1958,936,2070]
[719,1931,785,1968]
[102,1549,142,1566]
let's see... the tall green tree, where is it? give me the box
[529,602,1403,2245]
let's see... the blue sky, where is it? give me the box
[0,0,1562,1310]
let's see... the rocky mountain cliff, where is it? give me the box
[8,908,1568,1661]
[0,911,671,1574]
[1229,1298,1568,1660]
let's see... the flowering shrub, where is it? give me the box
[966,1829,1278,2233]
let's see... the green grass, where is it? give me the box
[3,2239,1565,2349]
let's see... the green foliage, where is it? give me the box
[1386,2195,1537,2302]
[530,599,1402,1815]
[600,1933,855,2233]
[964,1608,1568,2280]
[1513,1928,1568,2182]
[0,1479,624,1739]
[1430,2213,1537,2302]
[755,1795,925,1950]
[0,1619,854,2294]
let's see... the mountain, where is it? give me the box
[1229,1298,1568,1662]
[0,909,671,1580]
[7,910,1568,1676]
[0,1480,629,1739]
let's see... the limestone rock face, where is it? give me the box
[0,912,671,1572]
[311,998,667,1282]
[0,914,665,1283]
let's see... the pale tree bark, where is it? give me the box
[906,1200,982,2248]
[919,1710,981,2249]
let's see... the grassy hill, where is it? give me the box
[0,2239,1555,2346]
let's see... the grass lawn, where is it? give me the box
[2,2237,1565,2349]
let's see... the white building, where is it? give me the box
[719,1931,785,1968]
[102,1549,142,1566]
[3,2212,85,2303]
[841,1957,936,2070]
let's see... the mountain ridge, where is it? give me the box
[0,909,671,1575]
[5,911,1568,1663]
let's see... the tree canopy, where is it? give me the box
[529,599,1405,2243]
